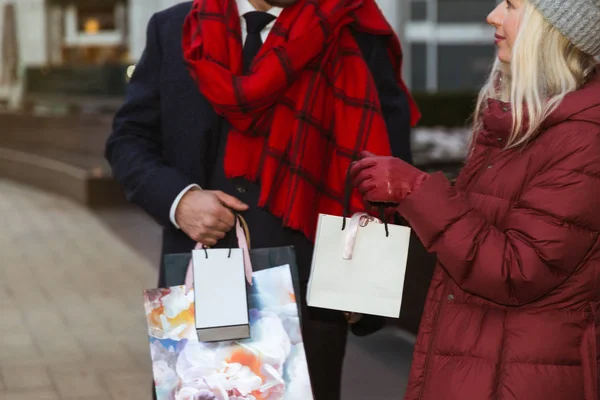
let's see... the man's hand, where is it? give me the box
[175,189,249,246]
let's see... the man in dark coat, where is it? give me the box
[105,0,418,398]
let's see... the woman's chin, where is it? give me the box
[497,51,511,64]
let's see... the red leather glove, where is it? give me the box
[350,151,429,205]
[362,198,398,222]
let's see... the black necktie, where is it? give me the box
[243,11,276,73]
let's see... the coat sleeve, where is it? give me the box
[354,32,413,164]
[397,133,600,305]
[105,13,195,228]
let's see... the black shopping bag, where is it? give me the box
[162,218,303,322]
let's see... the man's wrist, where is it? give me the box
[170,184,201,229]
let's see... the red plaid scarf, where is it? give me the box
[182,0,420,241]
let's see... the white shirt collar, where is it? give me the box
[236,0,283,19]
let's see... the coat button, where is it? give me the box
[236,185,247,194]
[502,106,509,112]
[448,294,455,301]
[497,137,502,141]
[487,164,493,169]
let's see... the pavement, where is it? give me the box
[0,179,414,400]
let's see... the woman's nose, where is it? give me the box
[486,3,504,27]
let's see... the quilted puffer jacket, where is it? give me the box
[399,67,600,400]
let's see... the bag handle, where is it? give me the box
[342,212,382,260]
[184,213,253,288]
[340,163,380,326]
[341,161,389,237]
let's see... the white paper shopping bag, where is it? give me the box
[192,247,250,342]
[307,212,411,318]
[186,215,255,342]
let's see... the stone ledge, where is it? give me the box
[0,146,126,207]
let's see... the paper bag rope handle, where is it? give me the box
[184,213,253,288]
[342,161,390,237]
[340,163,389,325]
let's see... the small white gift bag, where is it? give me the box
[307,212,411,318]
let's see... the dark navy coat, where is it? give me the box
[106,1,413,286]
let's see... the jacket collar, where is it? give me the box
[543,67,600,128]
[479,65,600,148]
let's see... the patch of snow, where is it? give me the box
[412,126,471,165]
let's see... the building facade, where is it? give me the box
[0,0,183,68]
[0,0,185,105]
[404,0,497,92]
[0,0,497,106]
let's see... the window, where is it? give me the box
[410,1,428,21]
[437,44,495,91]
[410,44,427,91]
[437,0,497,23]
[404,0,496,91]
[77,4,116,33]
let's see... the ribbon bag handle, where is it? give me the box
[184,213,253,289]
[339,161,388,325]
[342,212,382,260]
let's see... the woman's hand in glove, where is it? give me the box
[350,151,429,205]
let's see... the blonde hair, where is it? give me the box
[473,1,597,148]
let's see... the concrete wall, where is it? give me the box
[128,0,186,61]
[375,0,400,34]
[0,0,46,106]
[0,0,48,67]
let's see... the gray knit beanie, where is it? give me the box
[528,0,600,56]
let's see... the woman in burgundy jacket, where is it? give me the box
[350,0,600,399]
